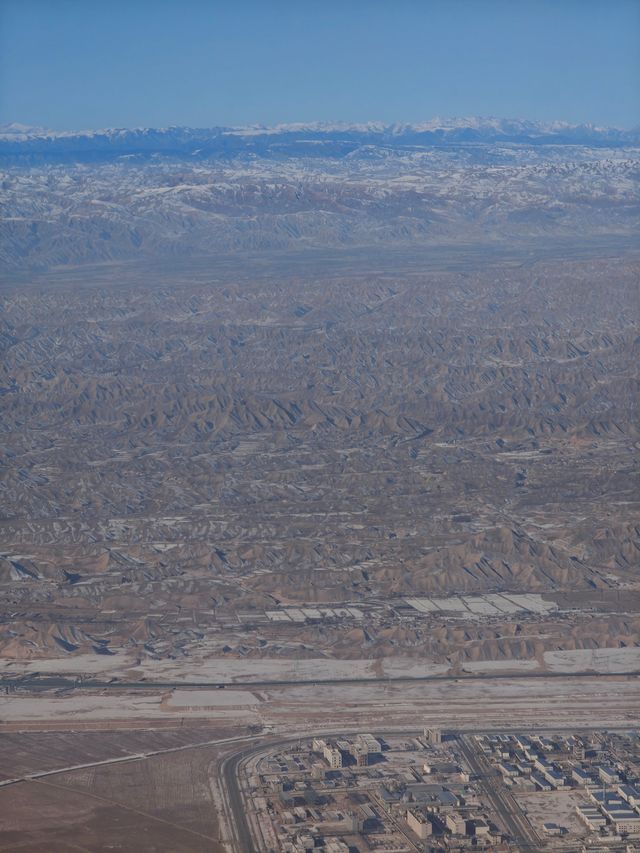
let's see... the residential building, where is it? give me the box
[323,746,342,769]
[446,812,467,835]
[406,809,433,839]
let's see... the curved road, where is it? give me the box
[218,724,636,853]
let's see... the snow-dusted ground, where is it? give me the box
[2,676,638,730]
[0,693,166,721]
[543,647,640,673]
[3,653,126,675]
[515,791,589,839]
[2,130,638,272]
[167,689,260,707]
[462,659,539,673]
[3,653,441,682]
[5,647,639,684]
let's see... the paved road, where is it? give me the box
[220,736,300,853]
[0,733,260,788]
[457,735,540,849]
[2,721,633,851]
[3,668,638,693]
[220,747,256,853]
[219,724,636,853]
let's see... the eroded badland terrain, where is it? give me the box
[0,121,639,851]
[2,249,639,679]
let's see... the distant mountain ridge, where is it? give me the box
[2,117,639,164]
[2,116,638,271]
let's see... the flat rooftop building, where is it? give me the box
[406,809,433,840]
[445,812,467,835]
[576,803,607,830]
[598,765,621,784]
[424,727,442,745]
[618,784,640,806]
[609,811,640,834]
[356,734,382,754]
[323,746,342,769]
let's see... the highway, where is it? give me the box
[220,747,257,853]
[2,668,639,693]
[220,735,303,853]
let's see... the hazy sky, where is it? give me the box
[1,0,638,130]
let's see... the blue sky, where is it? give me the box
[1,0,638,130]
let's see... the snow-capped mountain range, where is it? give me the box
[1,117,638,271]
[1,117,639,164]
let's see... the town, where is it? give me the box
[234,728,640,852]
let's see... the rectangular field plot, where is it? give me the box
[404,597,441,613]
[404,593,557,618]
[429,596,469,612]
[284,609,307,622]
[265,611,292,622]
[496,594,557,614]
[461,597,503,615]
[483,595,525,614]
[266,606,365,622]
